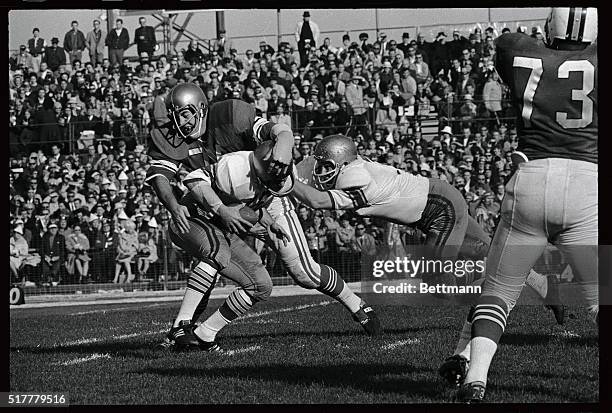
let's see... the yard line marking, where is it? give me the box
[236,300,334,322]
[380,339,420,351]
[54,302,334,347]
[56,353,111,366]
[69,303,170,316]
[225,345,262,356]
[552,330,581,339]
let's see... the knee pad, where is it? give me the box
[249,263,273,302]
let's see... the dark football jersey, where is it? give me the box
[495,33,597,163]
[205,98,274,159]
[145,98,276,184]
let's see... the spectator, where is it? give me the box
[295,11,320,67]
[86,19,106,66]
[65,224,91,283]
[114,218,138,283]
[134,16,157,62]
[184,40,205,66]
[27,28,46,73]
[212,29,233,58]
[482,70,503,124]
[106,19,130,66]
[345,75,369,138]
[40,222,66,285]
[136,224,158,279]
[63,20,86,64]
[10,226,30,283]
[11,45,34,72]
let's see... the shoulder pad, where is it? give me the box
[335,162,370,190]
[149,126,189,161]
[215,151,252,195]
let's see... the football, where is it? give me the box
[239,205,260,224]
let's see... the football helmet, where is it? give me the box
[312,134,358,190]
[545,7,597,46]
[252,140,295,197]
[166,83,208,141]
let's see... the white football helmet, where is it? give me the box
[545,7,597,46]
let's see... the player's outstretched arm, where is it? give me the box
[292,180,335,209]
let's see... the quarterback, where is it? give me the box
[455,7,598,402]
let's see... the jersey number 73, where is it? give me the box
[513,57,595,129]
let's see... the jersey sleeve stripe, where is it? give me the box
[252,116,269,143]
[327,192,337,210]
[149,159,179,172]
[345,189,367,208]
[144,172,170,183]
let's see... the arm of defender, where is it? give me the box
[292,180,336,209]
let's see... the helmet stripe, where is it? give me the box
[577,7,588,41]
[570,7,583,41]
[566,7,576,40]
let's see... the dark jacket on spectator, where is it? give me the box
[134,26,157,54]
[63,30,86,52]
[41,231,66,262]
[106,28,130,51]
[43,46,66,71]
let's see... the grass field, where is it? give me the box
[9,293,598,404]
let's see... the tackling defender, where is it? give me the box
[291,135,559,309]
[455,7,598,402]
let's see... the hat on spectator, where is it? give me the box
[359,32,368,40]
[118,171,128,181]
[436,32,447,39]
[13,226,23,235]
[48,223,58,229]
[134,145,144,153]
[420,164,431,172]
[303,11,310,17]
[101,178,111,185]
[20,45,26,51]
[51,37,59,44]
[402,32,410,39]
[441,126,453,135]
[383,61,392,69]
[118,188,127,195]
[91,171,101,179]
[108,183,117,192]
[147,217,158,228]
[342,34,350,41]
[140,205,149,212]
[134,212,143,218]
[13,218,24,225]
[117,211,129,220]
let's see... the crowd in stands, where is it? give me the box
[9,12,545,286]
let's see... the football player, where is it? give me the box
[292,134,558,306]
[166,142,291,351]
[455,7,598,402]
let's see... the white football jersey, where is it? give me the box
[184,151,273,210]
[326,157,430,225]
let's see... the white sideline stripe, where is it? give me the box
[225,345,262,356]
[552,330,581,339]
[54,301,335,347]
[380,339,420,350]
[12,282,362,310]
[55,353,111,366]
[69,303,169,316]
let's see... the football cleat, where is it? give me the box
[456,381,486,403]
[352,302,382,336]
[439,354,469,387]
[169,320,201,350]
[194,334,224,353]
[544,274,566,325]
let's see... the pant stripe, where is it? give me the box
[191,216,221,262]
[283,201,320,283]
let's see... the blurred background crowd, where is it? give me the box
[9,11,546,287]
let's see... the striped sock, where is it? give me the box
[318,265,361,313]
[465,297,509,385]
[174,261,218,327]
[195,288,254,342]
